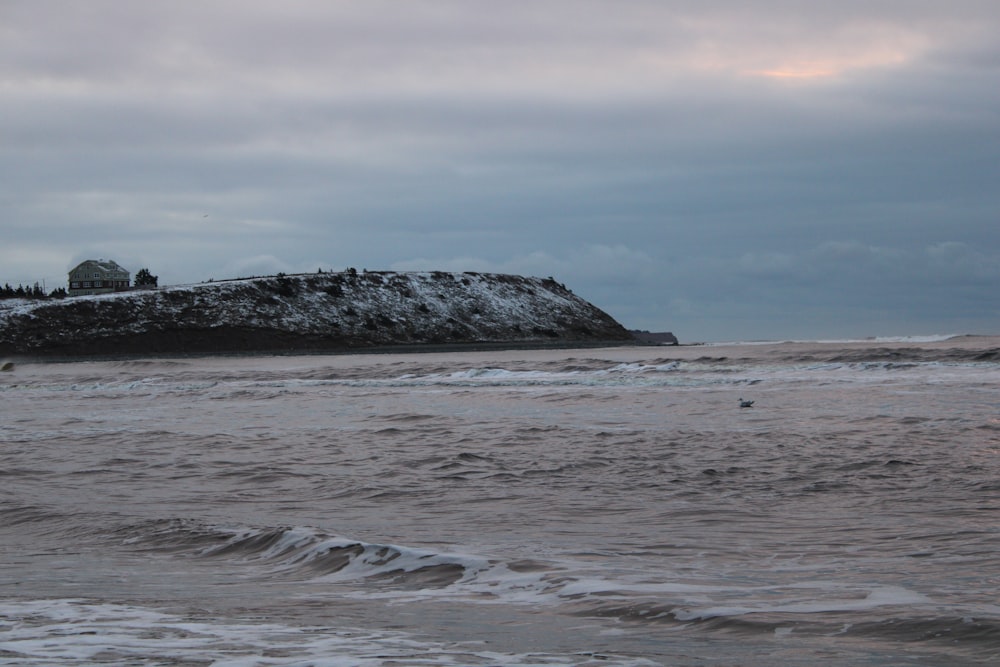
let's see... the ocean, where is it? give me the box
[2,336,999,666]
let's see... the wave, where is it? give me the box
[6,339,997,396]
[714,333,970,345]
[1,514,985,663]
[111,519,1000,657]
[0,598,658,667]
[118,520,496,591]
[395,360,684,386]
[0,503,70,528]
[578,598,1000,656]
[112,522,632,608]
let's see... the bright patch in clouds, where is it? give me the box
[691,21,930,81]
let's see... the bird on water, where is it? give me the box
[739,398,754,408]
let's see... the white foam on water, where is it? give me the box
[672,583,933,621]
[191,524,958,632]
[0,598,659,667]
[254,534,943,629]
[382,362,687,388]
[712,334,966,345]
[201,526,495,584]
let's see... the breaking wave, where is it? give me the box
[0,598,659,667]
[106,518,1000,659]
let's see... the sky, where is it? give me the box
[2,1,998,342]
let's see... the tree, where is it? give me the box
[134,268,158,287]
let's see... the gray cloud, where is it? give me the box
[2,1,998,340]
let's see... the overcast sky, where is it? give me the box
[3,1,998,341]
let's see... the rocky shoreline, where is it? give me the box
[0,271,634,358]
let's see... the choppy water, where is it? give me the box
[2,337,999,666]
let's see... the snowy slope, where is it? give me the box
[0,271,631,356]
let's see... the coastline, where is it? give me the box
[0,271,634,360]
[0,338,650,365]
[4,334,998,367]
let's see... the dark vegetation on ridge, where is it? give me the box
[0,271,634,357]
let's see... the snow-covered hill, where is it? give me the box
[0,271,631,356]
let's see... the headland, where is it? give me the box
[0,271,635,358]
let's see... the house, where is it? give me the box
[68,259,131,296]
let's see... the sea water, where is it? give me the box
[1,337,999,666]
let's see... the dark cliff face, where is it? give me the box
[0,271,631,357]
[629,330,679,345]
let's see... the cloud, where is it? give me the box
[731,240,999,292]
[925,241,1000,283]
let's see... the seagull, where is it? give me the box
[739,398,754,408]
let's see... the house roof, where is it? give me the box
[70,259,130,275]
